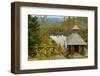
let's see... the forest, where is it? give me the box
[28,15,88,60]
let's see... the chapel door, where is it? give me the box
[74,45,79,53]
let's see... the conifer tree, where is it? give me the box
[28,15,41,56]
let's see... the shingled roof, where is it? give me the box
[67,25,86,45]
